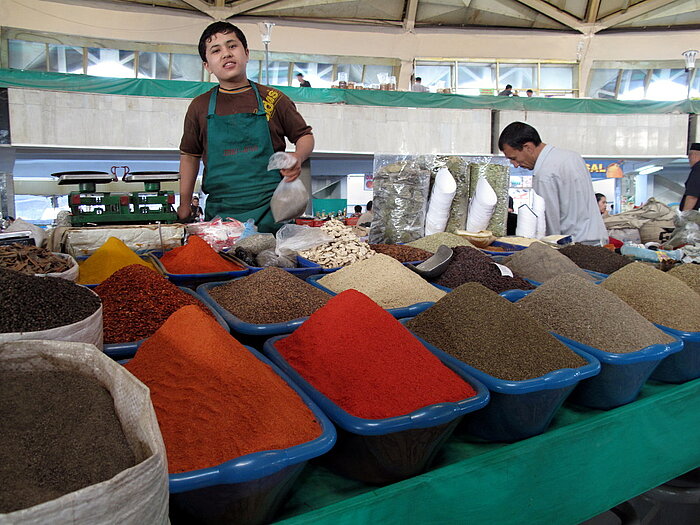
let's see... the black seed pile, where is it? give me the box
[559,243,632,275]
[435,245,535,292]
[208,267,331,324]
[0,268,101,333]
[0,369,136,513]
[406,282,587,381]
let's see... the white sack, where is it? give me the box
[425,167,457,236]
[36,253,79,281]
[532,192,547,239]
[5,219,47,248]
[516,204,539,238]
[466,176,498,232]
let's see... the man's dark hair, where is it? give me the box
[415,77,422,82]
[354,204,362,213]
[505,84,512,89]
[595,193,606,202]
[526,89,533,94]
[498,121,542,151]
[366,200,373,211]
[296,73,304,78]
[198,22,248,62]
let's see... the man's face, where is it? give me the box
[689,151,700,167]
[203,31,249,87]
[502,143,539,170]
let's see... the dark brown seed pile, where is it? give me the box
[209,267,331,324]
[0,369,136,513]
[0,268,101,333]
[369,244,433,263]
[406,282,587,381]
[502,242,596,283]
[435,245,535,293]
[518,274,675,353]
[601,262,700,332]
[559,243,632,275]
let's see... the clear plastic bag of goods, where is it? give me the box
[425,167,457,236]
[275,224,333,257]
[444,156,471,233]
[369,155,431,244]
[270,178,309,222]
[0,340,168,524]
[256,248,297,268]
[663,210,700,250]
[235,233,276,256]
[466,176,498,233]
[468,162,510,237]
[186,216,245,252]
[267,151,298,171]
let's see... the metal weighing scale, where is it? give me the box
[53,170,179,226]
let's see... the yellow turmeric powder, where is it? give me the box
[78,237,156,284]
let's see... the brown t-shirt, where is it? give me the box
[179,83,313,164]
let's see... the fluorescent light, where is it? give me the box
[13,176,57,182]
[637,165,662,176]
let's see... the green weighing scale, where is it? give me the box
[53,170,179,226]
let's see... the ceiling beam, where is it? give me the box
[228,0,280,16]
[514,0,586,32]
[586,0,601,23]
[403,0,419,31]
[180,0,279,19]
[595,0,679,32]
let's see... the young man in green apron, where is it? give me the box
[177,22,315,233]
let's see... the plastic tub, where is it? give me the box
[649,325,700,383]
[305,274,451,319]
[263,335,489,484]
[103,287,230,360]
[400,319,600,442]
[147,252,249,290]
[479,240,527,257]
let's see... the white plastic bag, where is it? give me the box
[270,178,309,222]
[275,224,333,257]
[516,204,539,238]
[267,151,298,171]
[5,218,48,248]
[425,167,457,236]
[186,217,245,252]
[532,191,547,239]
[0,340,169,525]
[466,176,498,232]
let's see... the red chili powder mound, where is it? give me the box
[125,305,322,474]
[159,235,244,274]
[95,264,214,343]
[275,289,476,419]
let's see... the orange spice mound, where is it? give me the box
[159,235,244,274]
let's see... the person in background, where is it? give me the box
[507,196,518,235]
[352,204,363,217]
[412,77,430,93]
[526,89,534,97]
[498,84,514,96]
[498,121,607,245]
[680,143,700,211]
[190,196,204,221]
[177,22,314,233]
[296,73,311,87]
[357,200,373,227]
[595,193,610,218]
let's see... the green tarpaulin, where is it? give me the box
[1,69,698,115]
[273,380,700,524]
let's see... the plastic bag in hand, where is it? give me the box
[270,178,309,222]
[267,151,298,170]
[275,224,332,257]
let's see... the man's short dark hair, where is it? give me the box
[526,89,533,94]
[415,77,422,82]
[354,204,362,213]
[505,84,512,89]
[366,200,373,211]
[198,22,248,62]
[296,73,304,78]
[498,121,542,151]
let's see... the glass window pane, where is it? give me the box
[14,195,53,222]
[9,40,47,71]
[48,44,83,74]
[364,65,394,86]
[540,65,574,90]
[457,63,496,96]
[617,69,647,100]
[171,53,202,81]
[247,60,261,83]
[138,51,170,79]
[415,63,452,91]
[86,48,134,78]
[587,69,619,99]
[293,62,333,87]
[337,64,363,84]
[646,68,690,101]
[265,61,290,86]
[499,64,536,92]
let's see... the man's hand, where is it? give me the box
[177,203,191,220]
[280,154,302,182]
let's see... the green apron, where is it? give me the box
[202,83,281,233]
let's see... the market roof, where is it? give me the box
[62,0,700,34]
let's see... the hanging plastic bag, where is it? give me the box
[270,178,310,222]
[267,151,298,171]
[425,167,457,236]
[275,224,333,257]
[256,248,297,268]
[466,176,498,232]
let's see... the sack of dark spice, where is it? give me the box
[0,340,168,523]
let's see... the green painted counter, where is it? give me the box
[273,379,700,524]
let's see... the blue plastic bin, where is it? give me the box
[102,287,229,360]
[263,335,489,484]
[400,319,600,442]
[480,240,527,257]
[554,333,684,410]
[147,252,249,290]
[650,325,700,383]
[305,274,450,319]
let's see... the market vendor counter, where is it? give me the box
[273,379,700,524]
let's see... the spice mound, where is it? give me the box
[407,232,475,252]
[159,235,244,274]
[95,264,212,343]
[518,274,675,353]
[276,289,476,419]
[502,242,596,283]
[298,218,375,268]
[435,245,534,292]
[0,268,101,333]
[318,253,446,309]
[78,236,156,284]
[406,282,587,381]
[601,262,700,332]
[0,244,72,275]
[668,264,700,295]
[559,243,632,275]
[0,369,135,513]
[125,305,321,473]
[208,267,331,324]
[369,243,433,263]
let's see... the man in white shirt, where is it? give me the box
[497,121,608,245]
[412,77,430,93]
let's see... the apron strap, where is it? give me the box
[208,83,266,117]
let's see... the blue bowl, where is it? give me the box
[400,318,600,442]
[480,240,527,257]
[262,334,489,484]
[650,325,700,383]
[305,274,450,319]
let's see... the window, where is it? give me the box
[617,69,647,100]
[588,65,698,100]
[87,48,134,78]
[415,62,453,91]
[138,52,170,79]
[48,44,84,74]
[499,63,536,92]
[337,64,364,84]
[457,63,496,96]
[171,53,203,81]
[293,62,334,87]
[9,40,47,71]
[247,60,261,83]
[265,61,290,86]
[587,69,619,99]
[363,65,395,86]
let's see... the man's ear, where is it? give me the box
[203,61,211,74]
